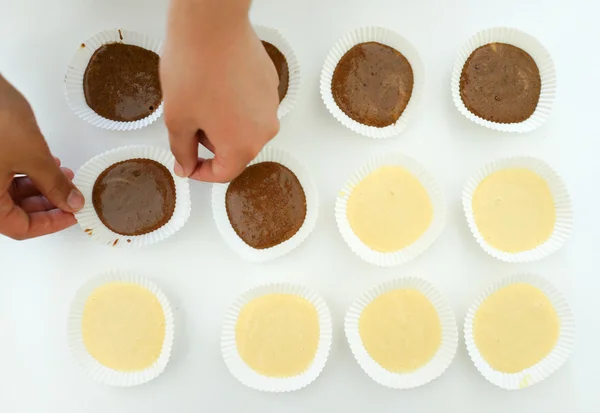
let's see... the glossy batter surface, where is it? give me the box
[92,159,176,236]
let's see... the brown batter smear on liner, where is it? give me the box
[332,42,414,128]
[127,239,131,243]
[84,229,93,235]
[118,29,123,41]
[459,43,541,124]
[262,41,289,102]
[226,162,306,249]
[81,43,85,48]
[83,43,162,121]
[113,239,119,247]
[92,159,176,237]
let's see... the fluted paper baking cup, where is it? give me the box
[463,156,572,263]
[464,273,574,390]
[254,25,300,120]
[345,277,458,389]
[212,146,318,262]
[73,145,191,248]
[320,26,424,139]
[65,29,164,131]
[221,282,332,392]
[335,152,446,267]
[451,27,556,133]
[67,271,175,387]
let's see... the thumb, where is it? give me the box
[25,154,84,213]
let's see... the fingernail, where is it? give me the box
[174,161,185,177]
[67,189,85,211]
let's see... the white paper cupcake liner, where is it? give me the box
[335,152,446,267]
[211,146,318,262]
[464,273,574,390]
[462,156,572,263]
[67,270,175,387]
[320,26,424,139]
[254,25,300,120]
[221,282,332,392]
[64,29,164,131]
[345,277,458,389]
[73,145,191,248]
[451,27,556,133]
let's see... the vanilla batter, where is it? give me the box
[359,289,441,372]
[474,283,559,373]
[82,282,166,371]
[472,168,555,252]
[235,294,319,377]
[347,166,433,252]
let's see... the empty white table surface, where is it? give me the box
[0,0,596,411]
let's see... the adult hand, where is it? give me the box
[0,75,84,240]
[161,0,280,183]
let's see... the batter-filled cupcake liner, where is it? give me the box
[221,282,332,392]
[65,29,164,131]
[345,277,458,389]
[335,152,446,267]
[320,26,424,139]
[451,27,556,133]
[211,146,318,262]
[462,156,572,263]
[464,273,574,390]
[67,270,175,387]
[73,145,191,248]
[254,25,300,120]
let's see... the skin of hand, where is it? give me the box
[161,0,280,183]
[0,75,85,240]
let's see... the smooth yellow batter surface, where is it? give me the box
[359,289,441,372]
[472,168,555,253]
[236,294,319,377]
[474,283,559,373]
[82,282,166,371]
[347,166,433,252]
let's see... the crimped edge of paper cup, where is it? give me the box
[335,152,446,267]
[462,156,572,263]
[211,146,318,262]
[73,145,191,248]
[254,25,300,120]
[64,29,164,131]
[464,273,574,390]
[221,282,332,392]
[67,270,175,387]
[320,26,424,139]
[345,277,458,389]
[451,27,556,133]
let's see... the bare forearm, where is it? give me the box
[168,0,251,35]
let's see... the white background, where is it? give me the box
[0,0,597,411]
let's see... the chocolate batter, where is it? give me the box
[332,42,414,128]
[92,159,176,236]
[226,162,306,249]
[460,43,541,123]
[262,41,289,102]
[83,43,162,122]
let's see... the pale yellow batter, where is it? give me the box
[235,294,319,377]
[347,166,433,252]
[472,168,555,253]
[82,282,166,371]
[474,283,559,373]
[359,289,441,372]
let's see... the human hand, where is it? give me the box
[0,75,84,240]
[161,0,280,183]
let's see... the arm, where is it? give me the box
[161,0,280,183]
[0,75,84,240]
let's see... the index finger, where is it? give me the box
[188,146,258,183]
